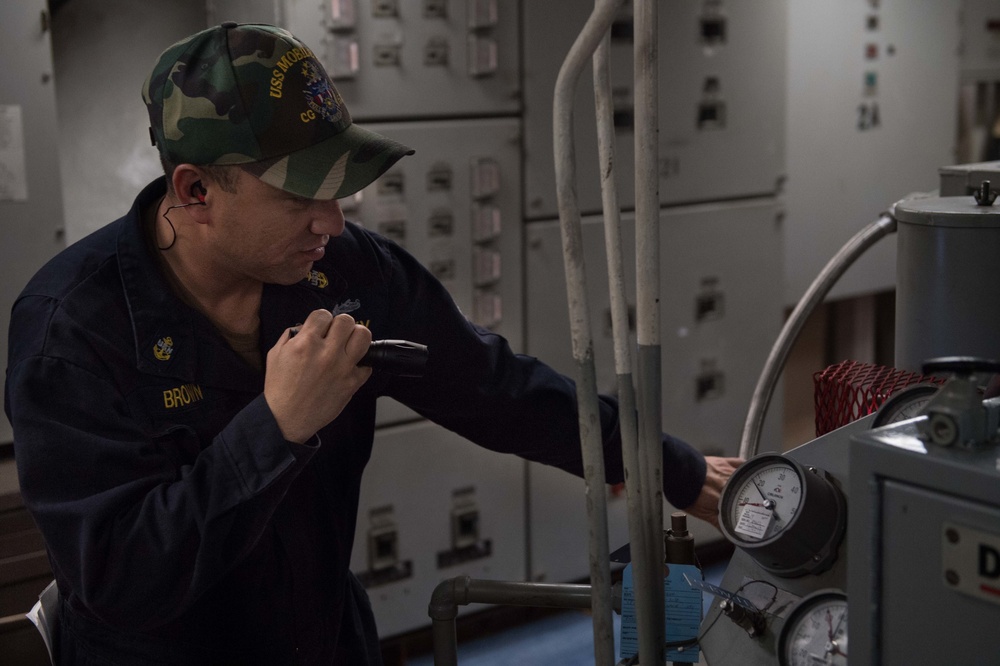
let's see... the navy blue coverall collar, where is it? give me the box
[117,178,348,388]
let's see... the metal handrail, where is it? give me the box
[592,9,658,665]
[552,1,628,661]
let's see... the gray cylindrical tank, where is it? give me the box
[893,190,1000,372]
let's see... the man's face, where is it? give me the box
[205,170,346,286]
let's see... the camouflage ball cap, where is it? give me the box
[142,22,413,200]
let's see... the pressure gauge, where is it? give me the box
[871,383,939,428]
[718,453,846,577]
[778,589,848,666]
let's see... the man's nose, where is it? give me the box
[311,199,345,236]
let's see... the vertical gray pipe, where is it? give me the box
[634,0,666,659]
[553,1,627,662]
[431,617,459,666]
[593,20,657,666]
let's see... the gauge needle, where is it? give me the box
[753,481,781,522]
[827,611,847,657]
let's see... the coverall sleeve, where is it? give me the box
[375,242,708,510]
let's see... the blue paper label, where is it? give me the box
[620,563,702,663]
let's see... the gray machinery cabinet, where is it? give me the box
[849,403,1000,665]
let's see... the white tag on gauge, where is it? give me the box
[735,504,772,539]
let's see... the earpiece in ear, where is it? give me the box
[191,181,207,204]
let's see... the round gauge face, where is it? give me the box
[779,590,848,666]
[871,384,939,428]
[719,453,847,576]
[724,459,802,543]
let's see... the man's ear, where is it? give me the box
[171,164,208,207]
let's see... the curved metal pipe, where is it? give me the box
[429,577,606,666]
[739,213,898,460]
[430,576,597,612]
[553,1,626,663]
[593,13,658,666]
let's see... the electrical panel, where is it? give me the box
[527,464,632,585]
[849,411,1000,664]
[783,0,961,304]
[957,0,1000,165]
[524,199,785,582]
[0,4,65,659]
[521,0,787,220]
[342,118,522,426]
[53,0,205,245]
[348,420,526,638]
[210,0,521,121]
[960,0,1000,80]
[0,0,67,446]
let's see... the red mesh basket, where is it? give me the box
[812,360,945,437]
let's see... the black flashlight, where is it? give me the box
[288,326,428,377]
[359,339,428,377]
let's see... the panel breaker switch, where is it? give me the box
[468,35,498,77]
[695,277,724,322]
[470,158,501,200]
[696,359,725,402]
[450,487,480,550]
[473,248,501,286]
[377,171,405,196]
[430,258,457,281]
[372,0,399,18]
[377,220,406,246]
[472,204,501,243]
[424,0,448,19]
[467,0,498,29]
[610,86,634,129]
[473,289,502,329]
[424,38,450,67]
[358,505,413,587]
[373,43,402,67]
[329,0,357,31]
[428,209,455,237]
[327,38,359,80]
[339,190,364,214]
[700,14,727,46]
[368,507,399,572]
[437,487,492,568]
[427,163,453,191]
[697,77,726,130]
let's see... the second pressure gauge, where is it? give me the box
[871,383,940,428]
[718,453,847,577]
[778,589,848,666]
